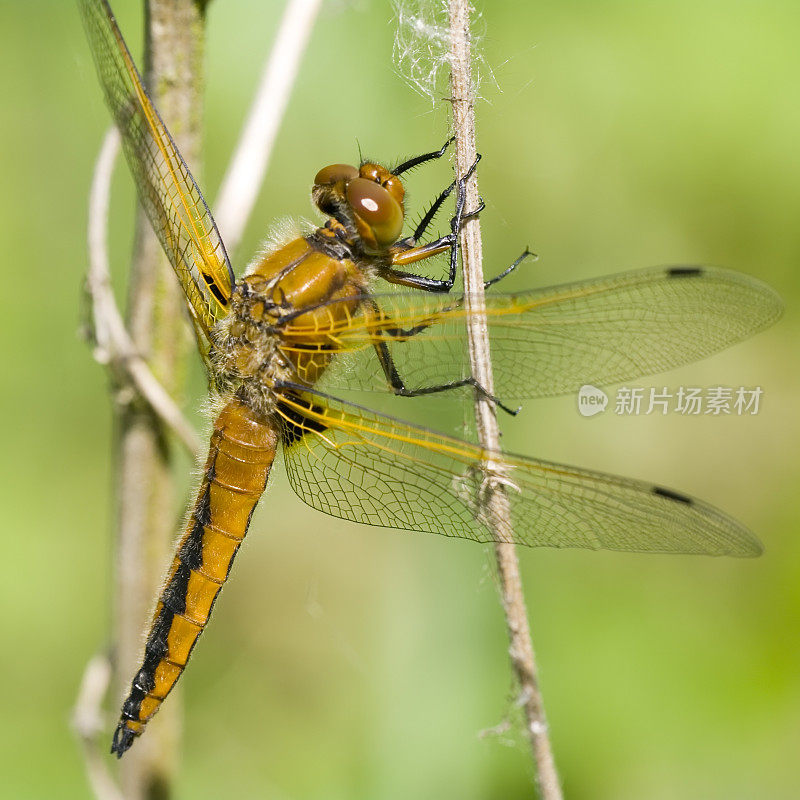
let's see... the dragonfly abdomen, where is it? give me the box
[112,398,278,757]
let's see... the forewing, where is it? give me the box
[79,0,234,337]
[280,266,782,399]
[277,390,762,556]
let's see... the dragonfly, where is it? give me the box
[79,0,782,759]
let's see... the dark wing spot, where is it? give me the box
[666,266,703,278]
[653,485,693,505]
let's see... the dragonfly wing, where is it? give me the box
[277,390,762,556]
[290,266,782,399]
[79,0,234,337]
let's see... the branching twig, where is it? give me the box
[72,654,125,800]
[214,0,323,255]
[447,2,563,798]
[85,127,202,459]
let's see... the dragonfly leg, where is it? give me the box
[483,248,537,289]
[395,179,485,252]
[384,229,531,293]
[394,180,456,249]
[391,138,458,247]
[381,156,483,293]
[361,295,519,416]
[360,293,461,341]
[393,136,454,176]
[383,158,534,293]
[375,336,520,416]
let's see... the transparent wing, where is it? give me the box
[276,390,762,556]
[79,0,235,337]
[278,266,782,399]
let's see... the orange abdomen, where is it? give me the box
[111,398,278,756]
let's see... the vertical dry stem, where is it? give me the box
[213,0,323,255]
[447,2,563,798]
[73,655,125,800]
[114,2,207,797]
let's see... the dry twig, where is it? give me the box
[72,654,125,800]
[214,0,323,255]
[447,1,563,797]
[85,127,202,459]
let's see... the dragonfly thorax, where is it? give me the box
[210,284,291,417]
[211,234,368,418]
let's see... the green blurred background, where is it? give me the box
[1,0,798,797]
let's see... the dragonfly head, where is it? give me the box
[312,162,405,252]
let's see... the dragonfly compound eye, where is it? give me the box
[314,163,359,186]
[346,177,404,248]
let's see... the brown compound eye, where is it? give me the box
[346,177,404,248]
[314,163,358,186]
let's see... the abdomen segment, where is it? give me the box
[112,398,277,757]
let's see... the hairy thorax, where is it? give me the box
[211,234,368,419]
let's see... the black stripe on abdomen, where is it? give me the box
[117,466,213,727]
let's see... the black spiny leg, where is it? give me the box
[389,230,533,295]
[381,156,483,294]
[484,248,537,289]
[384,149,535,293]
[393,136,454,176]
[374,338,520,415]
[393,179,457,251]
[363,296,520,416]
